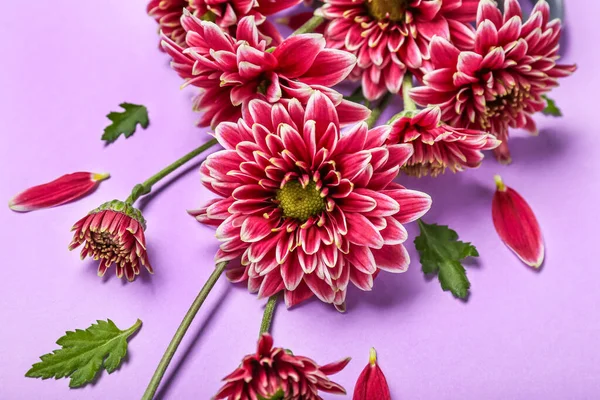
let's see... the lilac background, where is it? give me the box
[0,1,597,399]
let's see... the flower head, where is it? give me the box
[147,0,195,47]
[192,91,431,309]
[190,0,303,29]
[388,107,500,177]
[69,200,153,281]
[411,0,576,162]
[318,0,479,100]
[215,333,349,399]
[163,13,368,128]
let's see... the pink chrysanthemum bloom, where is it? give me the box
[388,106,501,177]
[318,0,479,100]
[215,333,349,399]
[191,91,431,309]
[411,0,576,162]
[190,0,302,30]
[163,13,368,128]
[69,200,153,281]
[147,0,195,47]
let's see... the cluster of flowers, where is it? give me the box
[8,0,566,398]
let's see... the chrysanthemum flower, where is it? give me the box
[147,0,195,47]
[192,91,431,309]
[215,333,349,399]
[318,0,479,100]
[163,13,368,128]
[190,0,303,30]
[411,0,576,162]
[388,106,501,177]
[69,200,153,281]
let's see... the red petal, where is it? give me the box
[492,175,545,268]
[9,172,109,212]
[352,348,391,400]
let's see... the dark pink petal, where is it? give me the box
[352,348,391,400]
[492,175,544,268]
[9,172,109,212]
[273,34,325,78]
[300,49,357,86]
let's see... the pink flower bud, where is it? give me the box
[492,175,545,268]
[9,172,109,212]
[353,348,391,400]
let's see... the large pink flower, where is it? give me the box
[411,0,576,162]
[215,333,349,399]
[388,106,501,176]
[163,13,368,128]
[191,91,431,310]
[318,0,479,100]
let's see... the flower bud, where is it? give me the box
[9,172,109,212]
[492,175,545,268]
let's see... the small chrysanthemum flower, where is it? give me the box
[147,0,195,47]
[215,333,350,399]
[192,91,431,309]
[163,13,367,129]
[410,0,576,162]
[69,200,153,282]
[318,0,479,100]
[190,0,302,30]
[388,107,501,177]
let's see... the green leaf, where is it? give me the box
[102,103,149,144]
[541,95,562,117]
[414,220,479,299]
[26,319,142,388]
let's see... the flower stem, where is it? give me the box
[141,261,227,400]
[126,138,218,204]
[259,294,279,336]
[366,92,393,128]
[402,73,417,111]
[291,15,325,36]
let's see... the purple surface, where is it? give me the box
[0,1,597,399]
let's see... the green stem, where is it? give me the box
[141,261,227,400]
[366,92,393,128]
[291,15,325,36]
[259,294,279,336]
[402,73,417,111]
[126,138,218,204]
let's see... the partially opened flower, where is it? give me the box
[492,175,544,268]
[388,107,501,177]
[69,200,153,281]
[9,172,110,212]
[352,348,391,400]
[193,91,431,309]
[411,0,576,162]
[215,333,349,399]
[163,13,367,128]
[147,0,195,47]
[318,0,479,100]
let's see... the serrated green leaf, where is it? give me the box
[102,103,149,144]
[26,319,141,388]
[414,220,478,299]
[541,95,562,117]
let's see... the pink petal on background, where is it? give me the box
[492,175,545,268]
[352,348,391,400]
[9,172,110,212]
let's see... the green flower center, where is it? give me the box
[366,0,408,21]
[276,181,325,222]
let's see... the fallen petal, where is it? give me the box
[9,172,110,212]
[352,348,391,400]
[492,175,544,268]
